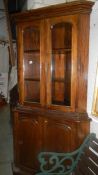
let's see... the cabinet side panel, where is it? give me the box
[76,14,90,112]
[17,24,24,105]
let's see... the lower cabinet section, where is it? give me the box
[12,107,91,175]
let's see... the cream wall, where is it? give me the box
[0,0,9,100]
[87,1,98,137]
[27,0,98,137]
[0,0,8,40]
[27,0,95,9]
[27,0,66,9]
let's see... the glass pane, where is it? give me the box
[24,53,40,79]
[23,26,40,103]
[24,81,40,103]
[23,27,40,51]
[51,23,72,106]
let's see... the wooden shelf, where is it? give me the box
[24,49,40,53]
[25,98,40,103]
[52,48,71,54]
[52,100,70,106]
[52,78,65,82]
[24,78,40,81]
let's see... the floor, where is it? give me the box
[0,105,13,175]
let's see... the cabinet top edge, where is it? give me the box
[10,1,94,23]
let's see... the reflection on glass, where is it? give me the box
[51,23,72,106]
[24,81,40,102]
[23,27,40,103]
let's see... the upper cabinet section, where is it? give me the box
[13,1,94,112]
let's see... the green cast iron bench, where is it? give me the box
[36,133,98,175]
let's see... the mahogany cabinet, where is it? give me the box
[11,1,94,175]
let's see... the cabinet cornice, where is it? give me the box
[11,1,94,23]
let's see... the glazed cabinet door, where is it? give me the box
[45,15,78,112]
[17,20,45,107]
[13,111,42,173]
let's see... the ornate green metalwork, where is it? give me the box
[36,133,95,175]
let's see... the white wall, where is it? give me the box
[27,0,95,9]
[26,0,98,136]
[87,1,98,137]
[27,0,66,9]
[0,0,9,40]
[0,0,9,100]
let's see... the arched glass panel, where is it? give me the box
[51,23,72,106]
[23,26,40,103]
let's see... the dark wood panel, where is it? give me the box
[42,119,74,152]
[13,112,42,170]
[76,14,90,112]
[85,149,98,165]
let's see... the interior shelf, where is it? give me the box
[52,48,71,54]
[52,100,70,106]
[52,78,65,82]
[24,49,40,53]
[25,98,40,102]
[24,78,40,81]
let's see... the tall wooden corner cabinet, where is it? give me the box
[11,1,94,175]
